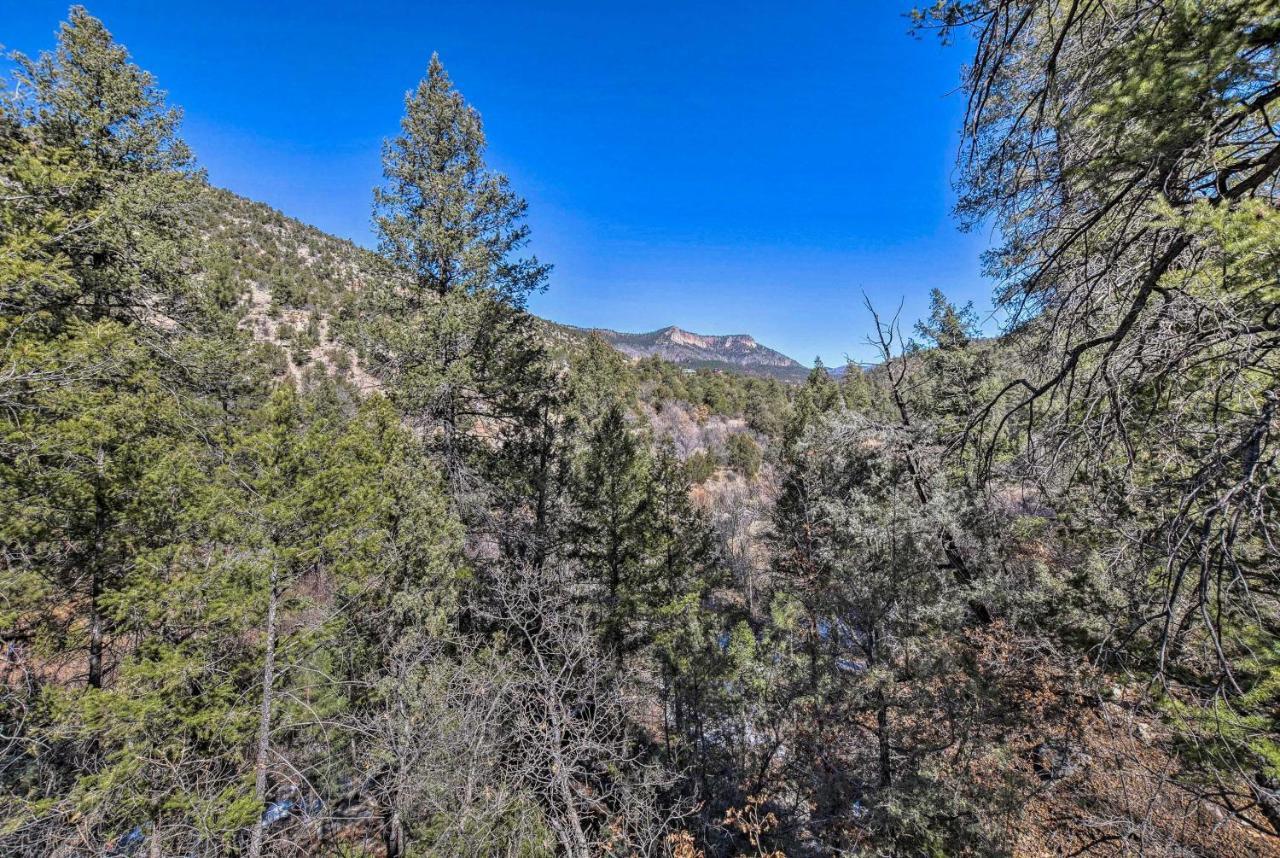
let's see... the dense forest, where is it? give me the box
[2,3,1277,855]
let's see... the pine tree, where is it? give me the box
[568,402,655,666]
[0,12,275,854]
[0,7,203,696]
[362,55,551,507]
[7,6,198,329]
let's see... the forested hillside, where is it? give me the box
[192,186,807,386]
[2,4,1277,857]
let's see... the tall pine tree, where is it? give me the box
[361,55,551,513]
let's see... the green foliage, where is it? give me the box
[374,54,549,306]
[360,54,551,504]
[685,449,718,483]
[629,354,791,433]
[7,4,1278,855]
[191,186,381,316]
[7,6,198,329]
[568,402,655,660]
[909,289,997,463]
[785,360,841,443]
[724,433,762,480]
[566,333,636,425]
[838,362,877,413]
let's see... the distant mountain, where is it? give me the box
[566,325,811,382]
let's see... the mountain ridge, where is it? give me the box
[560,323,810,382]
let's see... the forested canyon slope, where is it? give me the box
[2,4,1278,857]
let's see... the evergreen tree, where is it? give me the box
[7,6,198,329]
[724,432,762,480]
[361,54,551,507]
[911,288,992,458]
[838,362,877,414]
[10,4,1276,854]
[0,13,272,854]
[778,410,992,852]
[323,396,464,857]
[784,359,841,452]
[568,402,654,666]
[646,445,728,793]
[772,358,845,677]
[0,7,203,697]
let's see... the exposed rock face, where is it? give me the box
[580,325,809,381]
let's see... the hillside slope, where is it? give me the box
[197,186,809,382]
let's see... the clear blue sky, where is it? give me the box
[5,1,993,365]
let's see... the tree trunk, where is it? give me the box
[148,818,162,858]
[531,403,551,574]
[876,692,891,788]
[88,448,107,689]
[88,571,103,689]
[247,563,279,858]
[607,520,625,671]
[384,807,404,858]
[554,746,591,858]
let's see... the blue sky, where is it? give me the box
[5,1,993,365]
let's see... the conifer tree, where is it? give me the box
[362,55,551,507]
[323,397,464,857]
[838,362,877,413]
[784,359,841,451]
[0,13,273,854]
[724,432,762,480]
[646,445,729,787]
[0,7,203,698]
[776,409,986,851]
[7,6,198,329]
[772,359,845,681]
[911,289,990,457]
[568,401,655,666]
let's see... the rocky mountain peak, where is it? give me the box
[579,324,808,382]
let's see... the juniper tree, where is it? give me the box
[772,359,845,684]
[910,289,993,463]
[646,445,730,793]
[0,329,226,855]
[724,432,762,480]
[775,408,1011,853]
[320,396,464,857]
[783,359,841,452]
[838,361,877,414]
